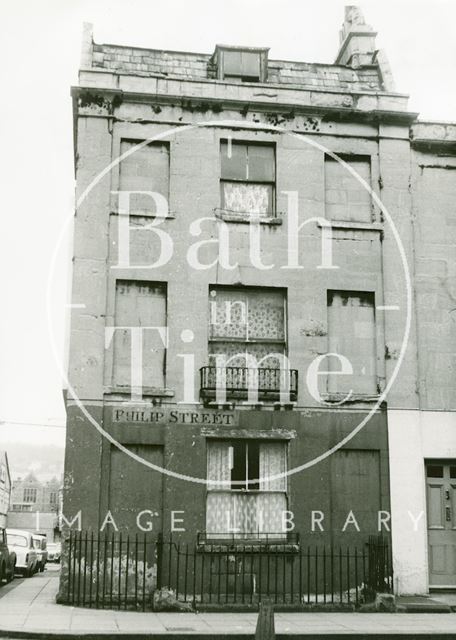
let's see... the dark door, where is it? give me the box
[331,449,381,539]
[426,462,456,587]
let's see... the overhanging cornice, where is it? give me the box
[71,85,419,127]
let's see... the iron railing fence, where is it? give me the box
[63,531,392,610]
[158,534,392,607]
[199,366,298,402]
[63,531,156,611]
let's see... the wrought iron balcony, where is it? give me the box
[199,366,298,402]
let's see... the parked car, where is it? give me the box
[0,527,15,584]
[46,542,61,563]
[6,529,37,577]
[32,534,48,572]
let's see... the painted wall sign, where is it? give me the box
[112,407,238,426]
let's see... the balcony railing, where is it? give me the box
[200,366,298,402]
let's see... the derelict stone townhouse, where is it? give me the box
[62,5,456,603]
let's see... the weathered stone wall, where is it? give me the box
[411,132,456,411]
[67,99,408,409]
[65,33,456,601]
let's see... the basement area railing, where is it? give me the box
[61,532,392,610]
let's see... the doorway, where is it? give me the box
[426,461,456,587]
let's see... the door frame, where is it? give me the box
[425,459,456,590]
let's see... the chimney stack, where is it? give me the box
[80,22,94,70]
[335,6,377,68]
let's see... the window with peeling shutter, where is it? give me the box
[113,281,167,390]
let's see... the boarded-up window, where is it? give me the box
[217,47,267,82]
[206,439,287,538]
[109,445,163,534]
[223,49,261,80]
[331,450,381,535]
[327,291,377,395]
[119,141,169,215]
[113,281,167,390]
[325,155,372,222]
[220,141,275,217]
[209,286,286,369]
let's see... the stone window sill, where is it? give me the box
[110,210,176,219]
[105,387,175,398]
[214,208,282,225]
[317,220,382,232]
[321,393,381,404]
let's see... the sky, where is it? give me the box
[0,0,455,477]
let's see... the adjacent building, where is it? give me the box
[8,473,62,541]
[389,122,456,593]
[0,451,11,530]
[63,5,456,599]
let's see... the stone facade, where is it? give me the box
[63,6,456,599]
[7,473,62,541]
[10,472,61,514]
[388,121,456,594]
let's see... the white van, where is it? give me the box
[6,529,37,577]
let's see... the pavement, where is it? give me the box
[0,567,456,638]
